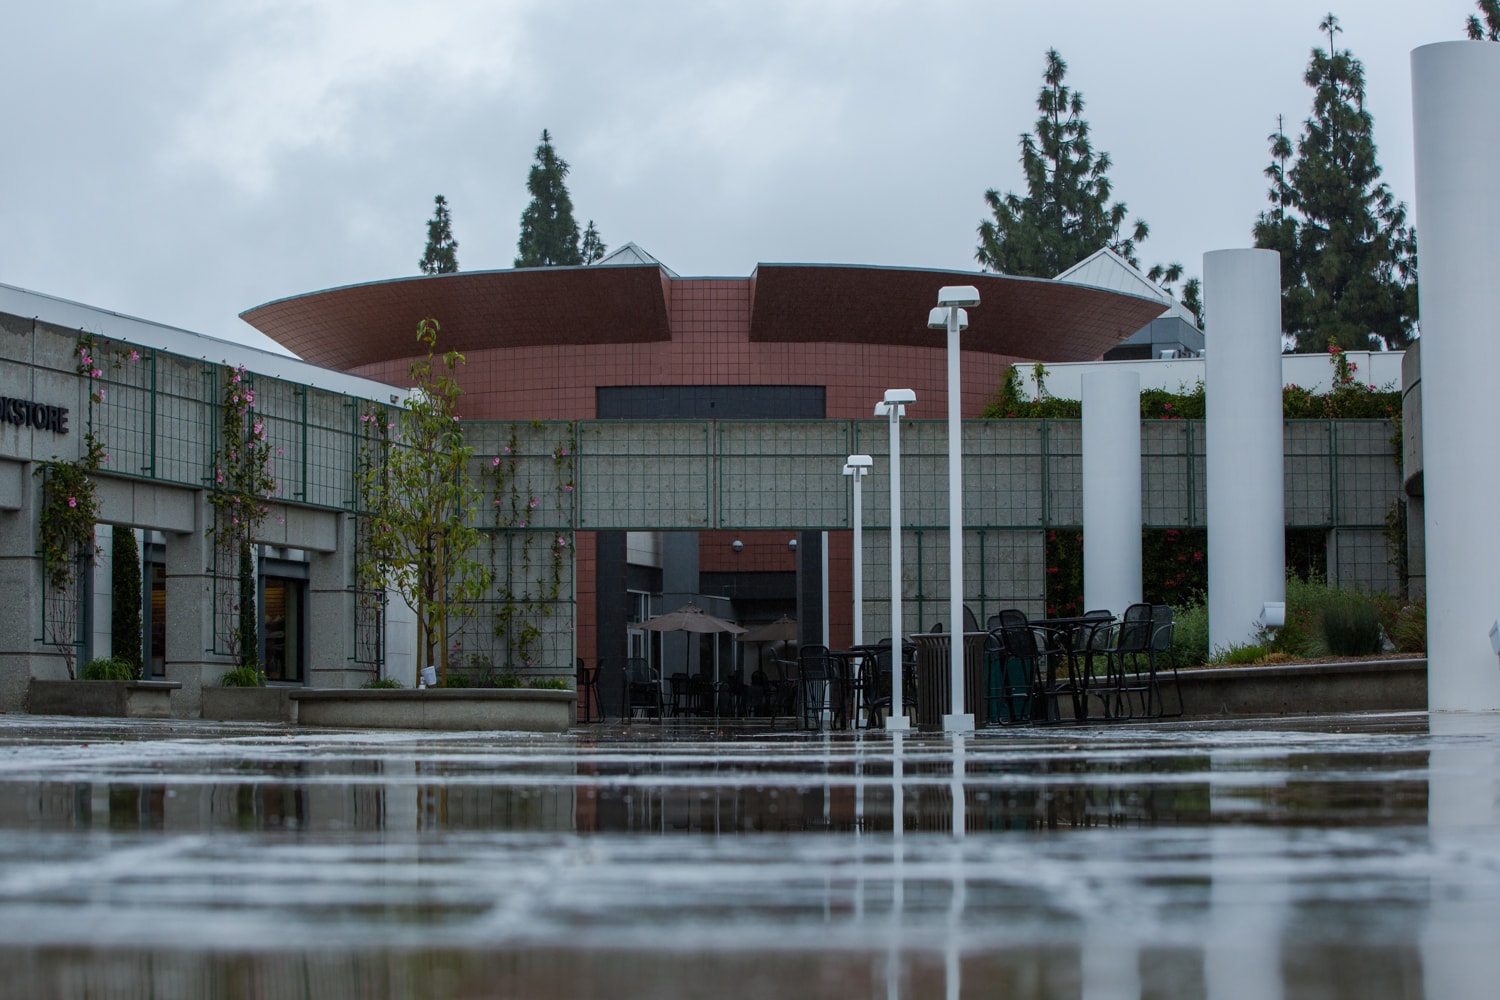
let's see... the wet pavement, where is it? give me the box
[0,711,1497,998]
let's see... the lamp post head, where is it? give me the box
[876,388,915,418]
[843,454,873,477]
[937,285,980,308]
[928,306,968,331]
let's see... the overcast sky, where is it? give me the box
[0,1,1474,355]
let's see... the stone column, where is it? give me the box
[1082,369,1142,615]
[307,513,358,688]
[1204,249,1285,654]
[163,492,231,716]
[1411,41,1500,712]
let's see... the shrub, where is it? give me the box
[1214,643,1269,666]
[1322,595,1384,656]
[1388,599,1426,654]
[441,673,471,688]
[492,672,522,689]
[82,657,139,681]
[528,678,570,690]
[1167,598,1210,668]
[362,678,403,689]
[219,664,266,687]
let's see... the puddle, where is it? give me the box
[0,712,1496,998]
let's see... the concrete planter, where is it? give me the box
[202,686,299,723]
[1174,658,1426,719]
[27,679,181,719]
[290,688,575,732]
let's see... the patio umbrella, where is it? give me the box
[640,604,747,635]
[735,615,797,644]
[640,604,747,699]
[735,615,798,688]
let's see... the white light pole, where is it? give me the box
[875,389,915,732]
[931,285,979,733]
[843,454,873,647]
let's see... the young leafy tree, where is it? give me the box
[1252,15,1418,352]
[1468,1,1500,39]
[977,49,1150,276]
[515,130,584,267]
[580,220,606,264]
[418,194,460,275]
[356,319,491,686]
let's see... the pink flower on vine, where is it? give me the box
[491,456,501,467]
[562,484,573,492]
[503,446,511,454]
[129,351,139,362]
[528,497,539,509]
[252,422,263,436]
[91,369,101,378]
[555,536,568,548]
[67,496,77,508]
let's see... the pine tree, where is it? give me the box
[1252,15,1418,352]
[515,130,584,267]
[1468,1,1500,40]
[418,195,460,275]
[580,220,606,264]
[977,49,1150,277]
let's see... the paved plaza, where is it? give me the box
[0,711,1497,998]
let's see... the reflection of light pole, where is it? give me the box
[930,285,979,733]
[843,455,873,647]
[875,389,915,731]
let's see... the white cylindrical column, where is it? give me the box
[1412,41,1500,713]
[1082,369,1142,615]
[1204,248,1285,654]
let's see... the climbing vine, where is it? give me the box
[480,421,575,673]
[207,364,278,672]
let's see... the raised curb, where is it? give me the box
[202,687,299,723]
[26,679,182,719]
[1174,658,1426,718]
[290,688,575,732]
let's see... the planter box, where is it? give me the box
[290,688,575,733]
[1174,658,1427,719]
[27,679,182,719]
[202,686,299,723]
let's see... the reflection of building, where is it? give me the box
[241,249,1164,673]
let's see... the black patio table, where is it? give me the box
[1029,614,1115,721]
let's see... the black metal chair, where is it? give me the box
[1145,605,1182,718]
[623,657,664,720]
[1104,603,1156,719]
[576,657,601,723]
[797,645,832,729]
[993,608,1073,723]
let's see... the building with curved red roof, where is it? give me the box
[242,250,1166,680]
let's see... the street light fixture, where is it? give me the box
[931,285,978,733]
[875,389,915,731]
[843,454,873,648]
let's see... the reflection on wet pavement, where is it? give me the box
[0,712,1496,998]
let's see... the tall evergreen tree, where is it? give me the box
[1252,15,1418,352]
[977,49,1149,277]
[515,129,584,267]
[580,220,606,264]
[418,195,459,274]
[110,526,142,670]
[1468,1,1500,39]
